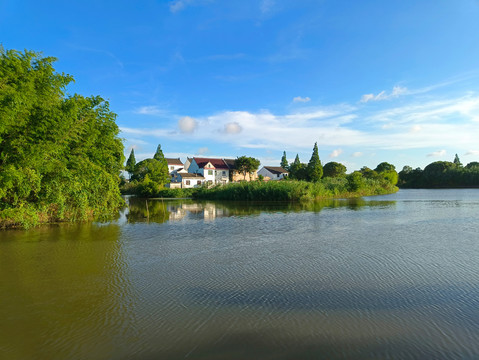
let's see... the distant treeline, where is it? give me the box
[399,155,479,188]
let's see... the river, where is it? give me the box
[1,189,479,359]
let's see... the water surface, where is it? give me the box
[1,190,479,359]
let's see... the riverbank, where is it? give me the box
[194,178,398,201]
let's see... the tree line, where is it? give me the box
[280,143,399,190]
[398,154,479,188]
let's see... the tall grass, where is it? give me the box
[194,178,398,202]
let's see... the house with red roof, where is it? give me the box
[188,157,230,185]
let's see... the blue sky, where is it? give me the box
[2,0,479,171]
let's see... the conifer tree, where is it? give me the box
[307,142,323,182]
[453,153,462,167]
[154,144,165,161]
[280,151,289,170]
[125,149,136,177]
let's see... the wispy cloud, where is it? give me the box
[260,0,275,14]
[427,150,447,157]
[465,150,479,156]
[135,106,166,116]
[198,147,209,155]
[169,0,211,13]
[361,86,408,103]
[293,96,311,103]
[352,152,363,158]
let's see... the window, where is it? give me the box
[186,180,190,185]
[208,170,213,175]
[197,180,201,185]
[170,166,174,170]
[222,171,226,176]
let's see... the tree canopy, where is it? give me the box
[0,48,124,228]
[323,162,347,178]
[235,156,261,180]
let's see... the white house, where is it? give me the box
[166,158,184,174]
[188,157,230,185]
[175,173,205,188]
[258,166,289,180]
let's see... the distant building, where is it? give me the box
[258,166,289,181]
[223,159,258,182]
[166,158,184,174]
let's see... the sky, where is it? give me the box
[2,0,479,171]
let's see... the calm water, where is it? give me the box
[2,189,479,359]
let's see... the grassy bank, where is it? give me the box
[193,177,398,202]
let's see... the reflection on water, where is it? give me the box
[2,190,479,359]
[124,196,396,224]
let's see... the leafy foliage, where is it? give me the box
[288,154,308,180]
[323,162,347,178]
[399,156,479,188]
[306,142,323,182]
[234,156,261,180]
[0,48,124,228]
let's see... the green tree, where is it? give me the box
[280,151,289,170]
[234,156,261,180]
[323,162,347,178]
[154,144,165,161]
[131,158,169,186]
[453,154,462,167]
[125,149,136,178]
[466,162,479,169]
[289,155,307,180]
[0,48,124,228]
[374,162,396,173]
[346,171,364,191]
[306,142,323,182]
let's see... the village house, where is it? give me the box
[173,172,205,188]
[166,158,184,174]
[257,166,289,181]
[188,157,230,185]
[223,159,259,182]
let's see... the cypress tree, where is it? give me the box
[125,149,136,177]
[154,144,165,161]
[453,154,462,167]
[307,142,323,182]
[280,151,289,170]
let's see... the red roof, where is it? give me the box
[193,157,229,170]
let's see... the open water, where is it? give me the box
[1,189,479,359]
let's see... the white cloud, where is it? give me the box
[361,86,408,103]
[330,149,343,158]
[352,152,363,158]
[223,121,243,134]
[427,150,447,157]
[293,96,311,103]
[198,147,209,155]
[135,106,166,116]
[409,125,422,133]
[178,116,198,133]
[465,150,479,156]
